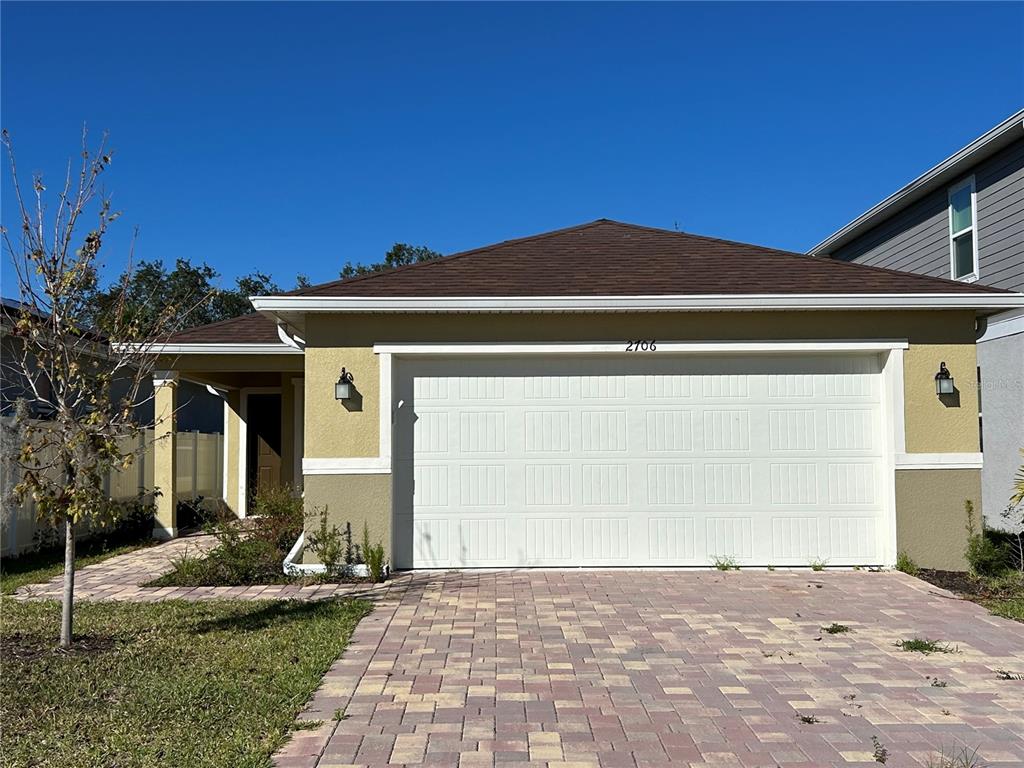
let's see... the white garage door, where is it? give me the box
[392,355,888,568]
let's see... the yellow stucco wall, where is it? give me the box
[895,469,979,571]
[903,342,980,453]
[304,345,381,459]
[302,310,980,460]
[224,389,242,514]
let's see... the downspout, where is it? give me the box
[975,316,988,341]
[276,322,306,351]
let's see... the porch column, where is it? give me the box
[152,371,179,539]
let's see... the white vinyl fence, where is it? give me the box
[1,419,223,556]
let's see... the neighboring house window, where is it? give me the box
[948,176,979,281]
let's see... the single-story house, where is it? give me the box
[143,220,1024,570]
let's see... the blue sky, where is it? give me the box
[2,2,1022,291]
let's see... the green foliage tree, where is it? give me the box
[339,242,442,279]
[87,260,283,335]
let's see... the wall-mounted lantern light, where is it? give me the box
[335,367,355,401]
[934,362,954,396]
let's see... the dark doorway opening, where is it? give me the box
[246,393,282,511]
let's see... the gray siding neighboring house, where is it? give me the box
[811,110,1024,529]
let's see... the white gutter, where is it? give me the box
[810,109,1024,256]
[250,292,1024,313]
[114,342,302,355]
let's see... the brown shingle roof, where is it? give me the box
[288,219,1010,298]
[166,312,279,344]
[167,219,1011,344]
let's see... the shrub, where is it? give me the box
[248,485,304,553]
[361,523,387,583]
[895,551,919,576]
[151,486,303,587]
[306,507,347,579]
[964,500,1009,577]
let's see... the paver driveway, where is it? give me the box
[277,569,1024,768]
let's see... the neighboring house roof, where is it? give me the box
[162,219,1023,347]
[809,109,1024,256]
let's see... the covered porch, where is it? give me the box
[151,349,304,538]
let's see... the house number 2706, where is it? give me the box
[625,339,657,351]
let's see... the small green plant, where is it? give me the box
[964,499,1009,577]
[291,719,323,731]
[361,522,387,583]
[895,551,919,576]
[925,745,987,768]
[766,564,775,571]
[822,622,851,634]
[995,669,1023,680]
[332,708,348,721]
[797,714,820,724]
[872,736,889,763]
[897,638,957,655]
[306,507,347,579]
[712,555,739,571]
[930,678,948,688]
[809,558,827,571]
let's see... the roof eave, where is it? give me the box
[809,109,1024,256]
[252,292,1024,314]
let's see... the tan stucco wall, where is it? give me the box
[281,373,300,486]
[895,468,980,571]
[302,474,391,563]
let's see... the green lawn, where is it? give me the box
[1,539,155,595]
[0,597,371,768]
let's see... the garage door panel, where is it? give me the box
[398,355,887,568]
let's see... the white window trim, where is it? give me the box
[948,175,980,283]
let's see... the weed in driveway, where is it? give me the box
[995,668,1023,680]
[711,555,739,571]
[929,677,949,687]
[925,745,987,768]
[809,558,828,571]
[895,551,919,576]
[896,638,958,654]
[797,714,821,724]
[822,622,851,634]
[872,736,889,764]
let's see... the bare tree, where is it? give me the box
[1,129,201,648]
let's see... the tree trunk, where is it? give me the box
[60,514,75,648]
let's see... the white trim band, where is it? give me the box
[252,293,1024,313]
[374,340,910,355]
[303,457,392,475]
[120,343,301,355]
[895,452,983,470]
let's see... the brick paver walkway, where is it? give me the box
[275,569,1024,768]
[10,533,395,602]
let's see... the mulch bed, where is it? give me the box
[917,569,1019,600]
